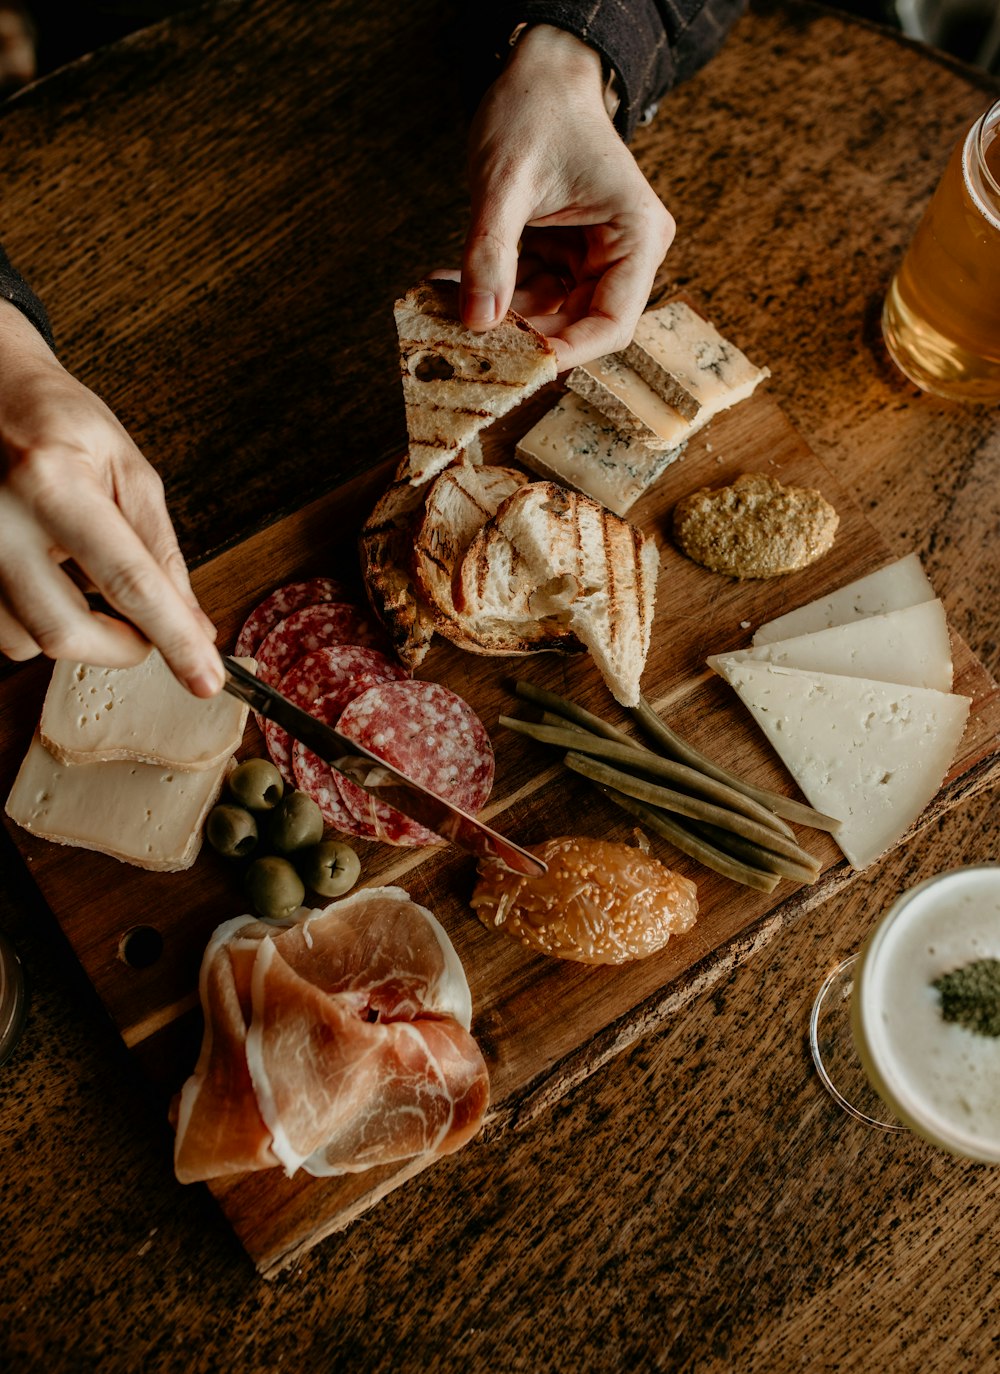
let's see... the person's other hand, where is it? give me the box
[0,300,224,695]
[460,24,675,371]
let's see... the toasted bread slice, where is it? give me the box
[456,482,659,704]
[394,280,558,486]
[413,463,526,630]
[453,521,582,655]
[359,459,436,669]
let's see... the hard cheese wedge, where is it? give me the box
[5,736,231,871]
[710,600,953,693]
[753,552,936,645]
[515,391,681,518]
[40,651,254,770]
[710,659,971,869]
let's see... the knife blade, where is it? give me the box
[222,656,547,877]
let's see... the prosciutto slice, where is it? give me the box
[173,888,489,1184]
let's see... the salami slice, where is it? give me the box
[263,645,406,785]
[292,674,398,839]
[255,603,386,688]
[234,578,347,658]
[333,680,495,847]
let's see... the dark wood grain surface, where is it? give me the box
[1,0,998,1367]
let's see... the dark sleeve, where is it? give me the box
[463,1,747,141]
[0,242,55,349]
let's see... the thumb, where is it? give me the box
[460,182,527,331]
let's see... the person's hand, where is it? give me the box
[0,300,224,695]
[460,24,675,371]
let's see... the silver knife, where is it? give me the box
[222,656,546,877]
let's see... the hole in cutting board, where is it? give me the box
[118,926,164,969]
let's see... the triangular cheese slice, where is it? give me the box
[394,280,557,486]
[753,552,936,644]
[710,600,953,693]
[711,659,970,869]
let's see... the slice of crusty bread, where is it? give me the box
[394,280,558,486]
[413,463,526,630]
[359,459,437,669]
[456,482,659,704]
[453,520,582,655]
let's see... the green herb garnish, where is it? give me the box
[933,959,1000,1038]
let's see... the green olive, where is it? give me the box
[205,804,258,859]
[268,790,325,853]
[228,757,285,811]
[297,840,361,898]
[244,855,305,921]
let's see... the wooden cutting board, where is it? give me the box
[2,390,998,1276]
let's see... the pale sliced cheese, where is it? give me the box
[515,391,682,517]
[710,600,953,692]
[753,552,936,645]
[566,354,692,450]
[710,659,970,870]
[5,736,231,871]
[622,300,770,419]
[40,651,253,771]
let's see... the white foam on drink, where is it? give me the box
[855,866,1000,1160]
[962,122,1000,234]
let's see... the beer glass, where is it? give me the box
[882,98,1000,403]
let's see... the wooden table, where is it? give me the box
[1,0,998,1367]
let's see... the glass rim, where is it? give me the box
[976,96,1000,202]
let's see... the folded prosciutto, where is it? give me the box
[172,886,490,1183]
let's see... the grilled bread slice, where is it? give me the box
[455,482,659,704]
[359,459,437,670]
[413,463,527,641]
[394,280,558,486]
[453,521,582,655]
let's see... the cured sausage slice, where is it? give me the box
[172,888,490,1183]
[292,681,391,838]
[333,680,495,847]
[263,645,406,785]
[255,602,385,688]
[234,578,347,658]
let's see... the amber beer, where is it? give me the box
[882,98,1000,402]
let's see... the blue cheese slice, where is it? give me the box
[710,659,971,869]
[566,353,693,451]
[710,600,953,692]
[753,553,936,645]
[622,300,770,420]
[515,391,682,517]
[40,650,254,770]
[5,736,231,871]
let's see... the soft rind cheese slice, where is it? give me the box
[621,301,770,419]
[753,553,936,645]
[515,391,682,517]
[709,600,953,692]
[5,737,231,871]
[40,651,254,771]
[710,659,971,870]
